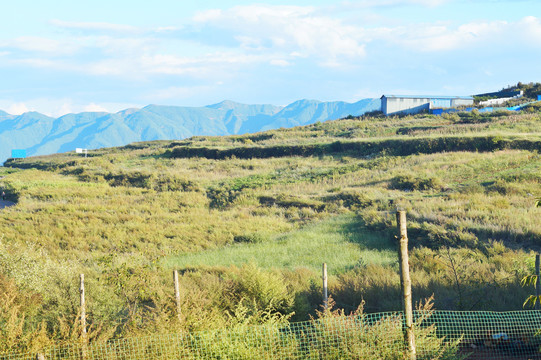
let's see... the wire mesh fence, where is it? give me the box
[2,310,541,360]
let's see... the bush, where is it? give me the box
[258,194,326,212]
[233,233,268,244]
[326,190,373,209]
[309,298,463,360]
[225,263,295,320]
[390,174,444,191]
[207,185,239,209]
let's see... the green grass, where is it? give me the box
[163,213,396,275]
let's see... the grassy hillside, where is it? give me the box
[0,109,540,353]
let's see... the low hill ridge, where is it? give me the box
[0,98,380,163]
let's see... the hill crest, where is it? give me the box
[0,98,381,164]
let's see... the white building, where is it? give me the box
[381,95,474,116]
[478,91,523,106]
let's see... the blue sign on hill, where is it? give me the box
[11,149,27,158]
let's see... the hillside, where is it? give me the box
[0,98,381,164]
[0,107,540,353]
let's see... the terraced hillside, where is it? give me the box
[0,108,540,353]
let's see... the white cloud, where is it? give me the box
[270,59,291,67]
[146,85,217,101]
[384,16,540,52]
[83,103,110,113]
[55,103,74,117]
[517,16,541,45]
[51,19,139,33]
[340,0,450,8]
[140,52,265,76]
[192,5,367,63]
[2,36,81,55]
[1,34,151,60]
[15,58,59,68]
[193,9,223,23]
[92,36,155,56]
[0,98,139,117]
[7,102,30,115]
[1,3,539,100]
[155,26,183,33]
[86,59,137,76]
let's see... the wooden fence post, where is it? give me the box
[80,274,88,359]
[396,210,416,360]
[322,263,328,310]
[174,270,182,322]
[80,274,87,340]
[535,254,541,310]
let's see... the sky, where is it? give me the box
[0,0,540,117]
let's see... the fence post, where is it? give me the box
[174,270,182,322]
[535,254,541,310]
[322,263,328,310]
[80,274,88,358]
[396,210,416,360]
[80,274,87,338]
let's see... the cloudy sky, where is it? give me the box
[1,0,540,116]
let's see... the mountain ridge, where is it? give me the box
[0,98,381,164]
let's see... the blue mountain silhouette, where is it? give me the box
[0,98,381,164]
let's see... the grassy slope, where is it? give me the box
[163,213,396,274]
[0,109,540,351]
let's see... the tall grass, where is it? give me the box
[164,214,396,274]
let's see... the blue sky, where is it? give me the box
[1,0,540,116]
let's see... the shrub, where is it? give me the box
[233,233,268,244]
[104,171,150,188]
[151,174,200,192]
[458,183,484,194]
[309,298,463,360]
[225,263,295,320]
[390,174,444,191]
[0,275,50,354]
[207,185,239,209]
[258,194,326,212]
[327,190,373,209]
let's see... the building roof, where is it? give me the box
[381,95,474,100]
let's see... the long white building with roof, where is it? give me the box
[381,95,474,116]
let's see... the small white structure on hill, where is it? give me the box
[76,148,88,158]
[478,91,523,106]
[381,95,474,116]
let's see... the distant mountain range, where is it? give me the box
[0,98,381,164]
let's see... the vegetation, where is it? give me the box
[474,81,541,106]
[0,104,540,354]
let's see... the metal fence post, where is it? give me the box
[322,263,328,310]
[535,254,541,310]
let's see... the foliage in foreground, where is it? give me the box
[3,297,467,360]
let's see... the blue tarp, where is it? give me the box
[431,100,541,116]
[11,149,27,158]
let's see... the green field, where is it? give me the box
[0,108,540,353]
